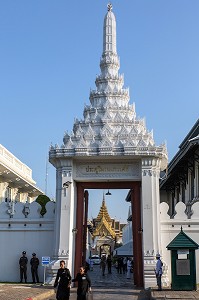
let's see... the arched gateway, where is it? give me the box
[49,3,167,289]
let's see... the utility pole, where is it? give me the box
[45,156,48,195]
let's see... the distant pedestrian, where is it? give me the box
[155,254,163,291]
[54,260,71,300]
[19,251,28,283]
[89,258,93,271]
[85,258,90,273]
[107,255,112,274]
[30,253,40,283]
[72,266,91,300]
[117,257,123,274]
[126,258,132,279]
[123,257,127,274]
[100,255,106,276]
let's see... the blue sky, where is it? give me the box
[0,1,199,221]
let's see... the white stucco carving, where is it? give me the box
[75,162,140,179]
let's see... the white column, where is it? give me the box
[46,162,75,283]
[0,182,9,203]
[12,188,18,202]
[141,158,162,289]
[20,192,28,203]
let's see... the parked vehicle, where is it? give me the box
[90,255,101,265]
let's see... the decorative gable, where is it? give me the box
[167,227,199,250]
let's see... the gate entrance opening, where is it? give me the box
[75,181,143,287]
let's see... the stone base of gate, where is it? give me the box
[45,260,62,285]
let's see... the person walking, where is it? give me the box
[100,255,106,276]
[126,258,132,279]
[72,266,91,300]
[155,254,163,291]
[123,257,127,274]
[19,251,28,283]
[54,260,71,300]
[106,255,112,274]
[117,257,123,274]
[30,253,40,283]
[89,257,93,271]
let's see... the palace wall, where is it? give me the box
[160,201,199,285]
[0,201,55,282]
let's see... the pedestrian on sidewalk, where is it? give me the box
[100,254,107,276]
[30,253,40,283]
[155,253,163,291]
[89,257,93,271]
[107,255,112,274]
[54,260,71,300]
[123,257,127,274]
[117,257,123,274]
[19,250,28,283]
[72,266,91,300]
[126,257,132,279]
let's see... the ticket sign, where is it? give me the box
[42,256,50,266]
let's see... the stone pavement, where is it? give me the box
[1,265,199,300]
[151,288,199,300]
[48,264,150,300]
[0,283,54,300]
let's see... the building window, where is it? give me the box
[191,171,194,200]
[182,184,185,203]
[176,187,180,203]
[171,192,175,216]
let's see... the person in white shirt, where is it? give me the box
[126,258,132,279]
[155,254,163,291]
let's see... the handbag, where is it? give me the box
[86,291,93,300]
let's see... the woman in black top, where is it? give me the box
[72,266,91,300]
[54,260,71,300]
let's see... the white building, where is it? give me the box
[0,144,54,283]
[0,144,43,203]
[159,119,199,287]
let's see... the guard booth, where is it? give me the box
[167,227,199,290]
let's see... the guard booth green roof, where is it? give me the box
[167,227,199,250]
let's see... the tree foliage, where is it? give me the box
[35,195,51,216]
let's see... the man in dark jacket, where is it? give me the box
[107,255,112,274]
[54,260,71,300]
[72,266,91,300]
[30,253,40,283]
[19,251,28,283]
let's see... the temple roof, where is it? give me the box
[160,118,199,191]
[93,215,116,238]
[93,193,116,238]
[95,193,112,223]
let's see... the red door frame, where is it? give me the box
[74,181,143,287]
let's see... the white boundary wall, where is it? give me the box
[160,201,199,285]
[0,201,55,282]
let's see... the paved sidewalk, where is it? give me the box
[1,265,199,300]
[0,283,54,300]
[151,288,199,300]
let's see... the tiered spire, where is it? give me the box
[95,193,112,223]
[49,4,167,167]
[93,193,116,238]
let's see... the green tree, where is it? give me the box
[35,195,51,216]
